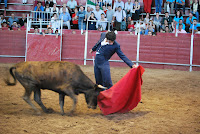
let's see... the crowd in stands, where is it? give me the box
[0,0,200,35]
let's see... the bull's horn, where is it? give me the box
[98,85,107,89]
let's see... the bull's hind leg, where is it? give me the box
[59,93,65,115]
[34,89,54,113]
[23,88,41,115]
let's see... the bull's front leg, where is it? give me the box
[62,88,77,116]
[59,93,65,115]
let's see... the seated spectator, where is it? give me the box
[164,0,175,14]
[165,26,171,33]
[88,12,97,30]
[144,13,150,24]
[0,14,6,24]
[175,0,185,14]
[72,7,79,29]
[11,21,20,30]
[145,20,155,35]
[128,20,135,32]
[161,19,171,32]
[134,20,146,34]
[113,0,125,11]
[18,13,27,27]
[106,4,114,24]
[177,24,187,33]
[189,18,200,33]
[34,26,39,34]
[75,5,86,30]
[8,13,18,27]
[155,0,162,14]
[125,0,133,18]
[162,12,172,25]
[153,12,162,32]
[191,0,199,21]
[132,0,141,20]
[21,22,27,29]
[59,7,71,29]
[173,10,183,23]
[34,0,45,7]
[50,13,60,32]
[186,12,197,32]
[0,0,7,9]
[143,0,152,13]
[86,6,91,19]
[67,0,77,11]
[34,2,45,19]
[2,21,9,29]
[176,19,185,30]
[60,3,69,14]
[96,13,107,31]
[44,3,51,20]
[112,6,126,31]
[22,0,27,4]
[51,3,59,16]
[93,4,104,20]
[46,27,53,34]
[45,0,55,7]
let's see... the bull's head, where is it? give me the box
[85,84,107,109]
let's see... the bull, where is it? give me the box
[4,61,107,115]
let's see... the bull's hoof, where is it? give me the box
[45,108,54,113]
[34,111,42,116]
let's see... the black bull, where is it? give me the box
[4,61,107,115]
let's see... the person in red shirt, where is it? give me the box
[72,7,78,29]
[103,5,107,14]
[128,20,135,32]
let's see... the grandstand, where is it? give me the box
[0,0,200,71]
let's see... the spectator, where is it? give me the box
[8,13,18,27]
[177,24,187,33]
[164,0,175,14]
[103,0,112,6]
[93,4,104,20]
[59,7,71,29]
[132,0,141,20]
[175,0,185,14]
[186,12,196,32]
[34,26,39,34]
[45,0,55,7]
[103,5,107,14]
[34,2,45,19]
[67,0,77,11]
[50,13,60,32]
[176,19,185,30]
[86,6,91,19]
[155,0,162,14]
[22,0,27,4]
[44,3,51,20]
[46,27,53,34]
[72,7,79,29]
[161,19,170,32]
[106,4,114,24]
[173,10,183,23]
[88,12,97,30]
[11,21,19,30]
[21,22,27,29]
[189,18,200,33]
[76,5,86,30]
[60,4,69,14]
[143,0,152,13]
[0,14,6,25]
[153,12,162,32]
[96,0,103,7]
[34,0,45,7]
[145,20,155,35]
[2,21,9,29]
[18,13,27,27]
[0,0,7,9]
[134,20,146,34]
[125,0,133,18]
[112,6,126,31]
[165,26,171,33]
[162,12,172,24]
[96,13,107,31]
[191,0,199,21]
[113,0,125,11]
[144,13,150,24]
[128,20,135,32]
[51,3,59,16]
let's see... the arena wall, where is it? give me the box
[0,30,199,71]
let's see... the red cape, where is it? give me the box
[97,65,145,115]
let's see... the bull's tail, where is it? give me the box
[4,67,17,86]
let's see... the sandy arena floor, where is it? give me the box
[0,63,200,134]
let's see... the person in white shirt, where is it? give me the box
[67,0,77,10]
[112,6,126,31]
[51,3,59,16]
[113,0,124,11]
[50,13,61,33]
[103,0,112,6]
[96,13,108,31]
[125,0,133,18]
[93,4,105,20]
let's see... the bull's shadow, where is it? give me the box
[92,111,150,121]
